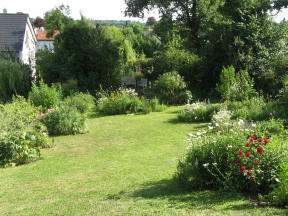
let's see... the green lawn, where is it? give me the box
[0,107,287,216]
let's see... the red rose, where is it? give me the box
[246,152,252,157]
[264,138,270,144]
[249,138,254,143]
[247,170,252,176]
[245,142,251,147]
[240,166,247,172]
[239,150,244,157]
[235,159,241,164]
[257,146,264,154]
[250,136,257,140]
[258,138,264,143]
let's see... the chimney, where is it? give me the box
[3,8,7,14]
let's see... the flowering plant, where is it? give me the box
[233,135,287,193]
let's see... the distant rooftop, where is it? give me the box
[0,13,29,51]
[36,29,60,41]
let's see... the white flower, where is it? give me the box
[203,163,209,167]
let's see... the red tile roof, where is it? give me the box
[36,29,60,41]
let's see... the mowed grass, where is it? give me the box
[0,107,287,216]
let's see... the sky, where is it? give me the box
[0,0,158,21]
[0,0,287,22]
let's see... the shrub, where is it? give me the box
[149,98,167,112]
[152,71,192,105]
[178,102,220,122]
[216,66,256,101]
[0,96,48,167]
[64,92,95,114]
[0,58,31,102]
[29,81,62,111]
[209,107,233,133]
[41,105,86,136]
[266,163,288,207]
[177,122,287,194]
[227,97,280,121]
[97,88,151,115]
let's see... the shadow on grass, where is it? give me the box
[107,178,274,211]
[106,179,288,215]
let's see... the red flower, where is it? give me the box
[250,136,257,140]
[246,152,252,157]
[247,170,252,176]
[257,146,264,154]
[239,150,244,157]
[258,138,264,143]
[240,166,247,172]
[245,142,251,147]
[235,159,241,164]
[264,138,270,144]
[253,160,259,165]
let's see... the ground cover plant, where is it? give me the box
[177,107,288,201]
[97,87,151,115]
[0,107,287,215]
[63,92,95,114]
[0,96,49,167]
[29,82,62,111]
[177,102,220,122]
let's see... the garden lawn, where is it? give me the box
[0,107,287,216]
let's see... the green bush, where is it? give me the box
[266,163,288,207]
[216,66,257,101]
[0,96,48,167]
[97,88,151,115]
[0,58,31,102]
[177,122,288,194]
[29,82,62,111]
[178,102,220,122]
[41,105,86,136]
[64,92,95,114]
[153,71,192,105]
[227,97,280,121]
[149,98,167,112]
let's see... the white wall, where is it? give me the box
[19,17,37,77]
[37,40,54,51]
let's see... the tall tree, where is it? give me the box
[44,4,73,36]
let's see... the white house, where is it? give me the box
[36,29,60,51]
[0,11,37,75]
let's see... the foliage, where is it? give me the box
[122,23,162,58]
[216,66,256,101]
[41,105,86,136]
[146,17,156,26]
[150,47,200,84]
[42,19,124,92]
[177,122,288,194]
[64,92,95,114]
[178,102,220,122]
[0,58,31,102]
[33,17,46,28]
[227,97,285,121]
[97,88,151,115]
[148,98,166,112]
[125,0,288,95]
[266,163,288,208]
[44,4,73,36]
[29,81,62,111]
[152,71,192,105]
[0,96,48,167]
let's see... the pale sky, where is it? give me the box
[0,0,287,22]
[0,0,158,21]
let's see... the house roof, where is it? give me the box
[36,30,60,41]
[0,13,29,51]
